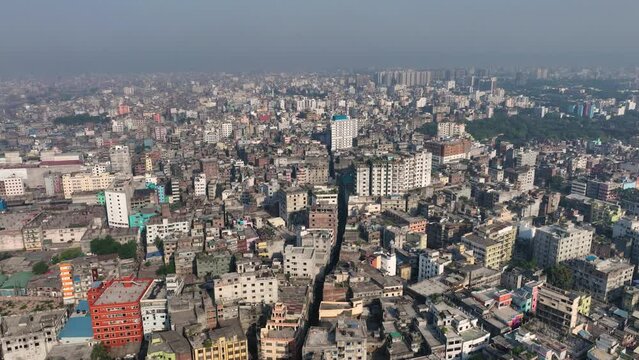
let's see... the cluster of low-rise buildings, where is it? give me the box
[1,68,639,360]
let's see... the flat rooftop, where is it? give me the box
[1,309,67,337]
[94,278,152,305]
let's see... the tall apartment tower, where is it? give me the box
[109,145,132,175]
[105,179,133,228]
[357,151,432,196]
[330,115,358,151]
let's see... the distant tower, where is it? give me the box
[329,115,358,151]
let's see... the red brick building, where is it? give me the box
[308,204,338,233]
[88,275,153,347]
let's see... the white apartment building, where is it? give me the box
[221,123,233,138]
[418,250,451,281]
[141,280,170,339]
[105,179,133,228]
[62,172,115,198]
[283,245,320,279]
[213,270,278,305]
[533,222,594,268]
[146,217,191,242]
[310,185,338,206]
[427,302,490,360]
[437,122,466,138]
[109,145,132,175]
[0,176,25,197]
[204,130,220,144]
[358,151,432,196]
[194,173,207,197]
[330,115,358,151]
[355,163,370,196]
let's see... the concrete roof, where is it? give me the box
[1,308,67,337]
[94,278,152,306]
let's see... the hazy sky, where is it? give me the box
[1,0,638,75]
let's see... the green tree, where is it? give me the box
[90,343,112,360]
[156,259,176,276]
[548,175,565,193]
[154,237,164,255]
[90,236,120,255]
[117,241,137,259]
[54,114,108,126]
[52,247,84,264]
[32,261,49,275]
[90,237,137,260]
[546,264,574,289]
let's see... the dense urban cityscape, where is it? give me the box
[0,66,638,360]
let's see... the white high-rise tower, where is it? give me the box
[329,115,358,151]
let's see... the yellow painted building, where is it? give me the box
[191,321,248,360]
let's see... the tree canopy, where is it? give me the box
[51,247,83,264]
[53,113,108,126]
[546,264,574,289]
[32,261,49,275]
[90,343,112,360]
[156,259,176,276]
[464,111,639,145]
[90,237,137,259]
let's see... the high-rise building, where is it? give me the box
[105,179,133,228]
[568,256,634,302]
[533,222,594,269]
[194,173,207,197]
[424,139,471,165]
[514,149,538,168]
[109,145,132,175]
[87,275,153,347]
[356,151,432,196]
[283,245,320,279]
[277,187,308,225]
[536,285,590,333]
[221,123,233,138]
[418,250,451,281]
[461,221,516,270]
[355,163,370,196]
[437,122,466,138]
[329,115,358,151]
[201,158,219,179]
[504,166,535,192]
[140,280,170,338]
[308,204,338,233]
